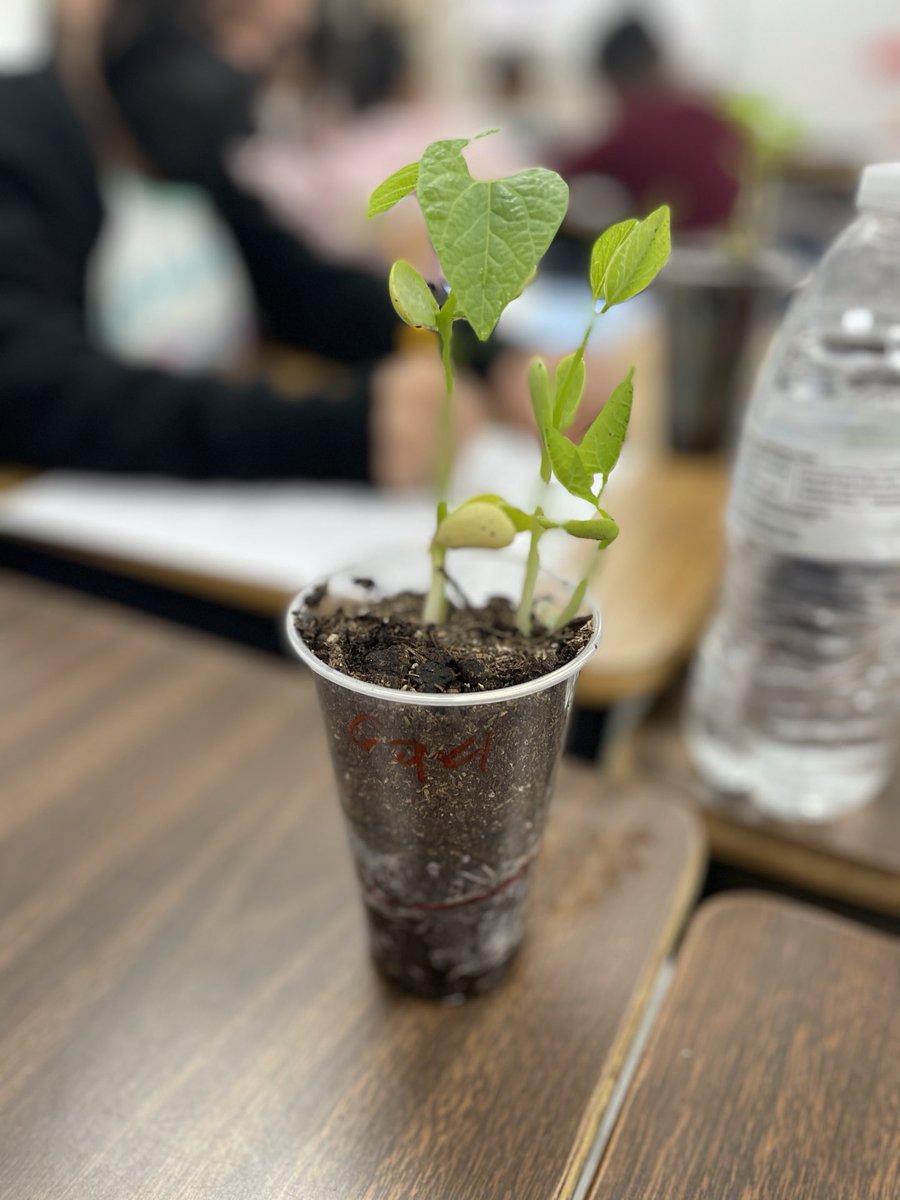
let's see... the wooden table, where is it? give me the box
[0,571,705,1200]
[588,894,900,1199]
[0,466,31,492]
[579,454,727,705]
[634,705,900,918]
[0,453,729,709]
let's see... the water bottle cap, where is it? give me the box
[856,163,900,213]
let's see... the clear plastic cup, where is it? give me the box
[286,550,601,1001]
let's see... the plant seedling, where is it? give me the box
[369,132,670,633]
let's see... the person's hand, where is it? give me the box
[369,352,484,490]
[55,0,110,34]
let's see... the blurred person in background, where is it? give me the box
[0,0,481,486]
[558,15,747,233]
[233,11,531,271]
[230,7,563,433]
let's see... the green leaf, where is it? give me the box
[553,352,586,431]
[589,218,637,300]
[500,504,535,533]
[388,260,439,331]
[417,138,569,341]
[413,137,475,256]
[528,357,553,484]
[546,426,597,505]
[599,207,671,311]
[563,517,620,547]
[435,501,517,549]
[528,357,551,431]
[367,162,419,217]
[579,368,634,479]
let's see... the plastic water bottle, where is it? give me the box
[685,163,900,820]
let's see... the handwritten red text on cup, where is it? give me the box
[347,714,495,786]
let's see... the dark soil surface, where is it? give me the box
[294,589,593,693]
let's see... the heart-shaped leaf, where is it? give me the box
[546,426,597,505]
[388,260,439,330]
[368,162,419,217]
[417,139,569,341]
[579,368,634,480]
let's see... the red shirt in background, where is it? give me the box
[559,93,746,232]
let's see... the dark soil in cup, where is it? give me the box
[294,588,593,694]
[363,865,534,1000]
[294,587,595,1000]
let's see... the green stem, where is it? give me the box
[423,292,457,625]
[552,577,589,632]
[435,292,458,507]
[551,541,604,631]
[575,313,596,363]
[516,514,544,636]
[424,536,448,625]
[555,315,596,427]
[566,311,597,385]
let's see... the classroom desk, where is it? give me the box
[588,894,900,1199]
[576,453,727,705]
[0,571,705,1200]
[0,466,31,491]
[634,704,900,919]
[0,453,729,709]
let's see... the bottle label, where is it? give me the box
[728,416,900,561]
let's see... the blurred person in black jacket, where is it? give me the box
[0,0,480,485]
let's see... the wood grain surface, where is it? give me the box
[579,455,728,705]
[0,572,705,1200]
[635,701,900,917]
[0,467,32,493]
[589,894,900,1200]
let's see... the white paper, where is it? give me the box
[0,427,596,592]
